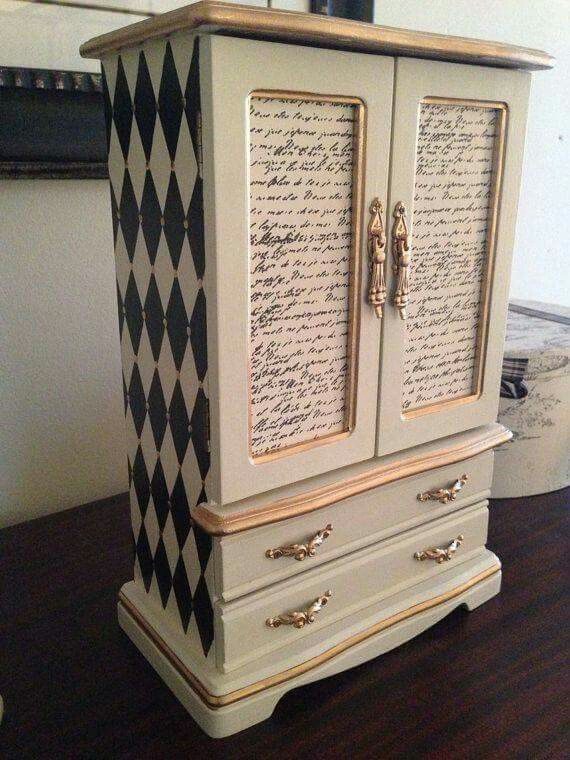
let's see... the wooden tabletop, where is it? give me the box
[1,487,568,759]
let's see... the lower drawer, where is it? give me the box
[216,502,489,672]
[216,451,493,600]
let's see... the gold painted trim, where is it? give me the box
[247,90,365,463]
[118,563,500,709]
[80,1,553,71]
[403,98,508,420]
[192,425,512,535]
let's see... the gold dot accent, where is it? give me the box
[183,219,188,230]
[162,317,167,326]
[160,216,165,227]
[138,214,143,223]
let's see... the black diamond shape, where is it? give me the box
[139,171,162,264]
[147,370,168,450]
[190,287,207,382]
[134,50,157,163]
[172,555,192,633]
[122,372,128,415]
[143,275,165,361]
[193,524,212,574]
[123,272,143,354]
[163,172,185,268]
[158,42,183,163]
[128,363,147,438]
[193,575,214,656]
[132,445,150,517]
[119,170,139,261]
[153,536,172,608]
[113,56,133,161]
[187,177,205,280]
[184,39,201,161]
[165,278,188,372]
[136,522,153,592]
[127,456,133,488]
[169,380,190,465]
[110,182,119,247]
[117,279,124,339]
[170,472,191,550]
[101,64,113,153]
[191,387,210,481]
[150,458,169,531]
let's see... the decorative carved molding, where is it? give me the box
[0,67,107,179]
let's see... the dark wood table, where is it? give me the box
[1,488,568,759]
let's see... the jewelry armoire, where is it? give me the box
[81,1,552,737]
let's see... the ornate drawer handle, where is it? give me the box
[367,198,387,318]
[414,534,464,564]
[266,590,332,629]
[417,474,468,504]
[391,201,411,320]
[265,524,333,561]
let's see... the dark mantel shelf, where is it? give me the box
[1,488,568,759]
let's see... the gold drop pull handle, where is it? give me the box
[392,201,411,320]
[367,198,387,318]
[417,474,469,504]
[265,524,333,561]
[414,534,464,564]
[266,590,332,629]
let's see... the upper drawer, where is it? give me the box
[215,450,493,601]
[216,502,489,672]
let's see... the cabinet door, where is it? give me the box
[377,59,530,456]
[202,36,393,503]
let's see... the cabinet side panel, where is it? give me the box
[102,33,214,661]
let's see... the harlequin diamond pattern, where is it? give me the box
[103,37,213,657]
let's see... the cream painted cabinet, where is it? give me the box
[82,0,551,738]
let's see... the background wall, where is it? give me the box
[377,0,570,306]
[0,0,568,526]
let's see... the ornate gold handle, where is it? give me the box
[417,474,468,504]
[391,201,411,320]
[266,590,332,629]
[265,524,333,561]
[367,198,387,318]
[414,534,464,564]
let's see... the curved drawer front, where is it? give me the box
[216,451,493,600]
[216,503,489,671]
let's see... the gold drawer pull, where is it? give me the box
[367,198,387,318]
[266,590,332,629]
[265,524,333,561]
[391,201,411,320]
[414,534,464,564]
[417,474,468,504]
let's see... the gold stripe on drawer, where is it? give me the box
[118,561,500,710]
[193,424,511,535]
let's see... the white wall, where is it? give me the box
[0,181,126,526]
[376,0,570,306]
[0,0,566,526]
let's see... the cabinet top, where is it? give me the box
[80,0,553,71]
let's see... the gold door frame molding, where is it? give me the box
[247,89,366,463]
[192,424,512,535]
[403,97,508,421]
[118,562,501,710]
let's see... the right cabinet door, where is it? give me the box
[377,58,531,456]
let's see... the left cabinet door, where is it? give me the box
[201,36,394,504]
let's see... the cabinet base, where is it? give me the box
[118,555,501,738]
